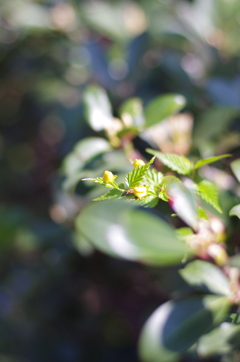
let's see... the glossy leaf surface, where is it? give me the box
[144,94,186,128]
[180,260,231,296]
[76,201,190,265]
[139,295,230,362]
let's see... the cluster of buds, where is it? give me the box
[133,185,149,199]
[102,159,149,200]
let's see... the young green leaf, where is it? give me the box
[146,149,192,175]
[93,189,122,201]
[231,159,240,182]
[139,295,230,362]
[229,204,240,218]
[124,194,159,208]
[179,260,232,296]
[125,157,155,188]
[197,180,222,213]
[145,168,163,186]
[197,207,209,220]
[176,227,193,241]
[194,154,231,170]
[144,94,186,128]
[82,177,121,190]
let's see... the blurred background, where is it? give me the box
[1,0,240,361]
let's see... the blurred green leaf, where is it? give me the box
[83,85,113,131]
[197,322,240,357]
[194,154,231,170]
[138,295,230,362]
[147,149,192,175]
[197,180,222,213]
[93,189,122,201]
[179,260,231,296]
[76,201,191,265]
[176,227,193,241]
[227,255,240,268]
[231,159,240,183]
[125,157,155,188]
[62,137,111,176]
[229,204,240,218]
[119,97,145,127]
[124,194,159,208]
[167,180,198,230]
[197,207,209,220]
[194,108,239,144]
[81,1,138,41]
[144,94,186,128]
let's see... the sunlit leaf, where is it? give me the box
[145,168,163,186]
[62,137,111,176]
[93,189,122,201]
[197,207,209,220]
[197,180,222,213]
[176,227,193,241]
[147,149,192,175]
[139,295,230,362]
[179,260,232,296]
[144,94,186,128]
[231,159,240,182]
[125,157,155,188]
[119,97,145,127]
[197,322,240,357]
[194,154,231,170]
[76,201,191,265]
[82,177,120,190]
[83,85,113,131]
[124,194,159,208]
[167,180,198,230]
[229,204,240,218]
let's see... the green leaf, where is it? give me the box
[229,313,240,326]
[229,204,240,218]
[82,177,120,190]
[145,168,163,186]
[147,149,192,175]
[144,94,186,128]
[93,189,122,201]
[138,295,230,362]
[176,227,193,241]
[76,201,191,265]
[124,195,159,208]
[167,180,198,230]
[62,137,111,176]
[119,97,145,127]
[197,180,222,213]
[197,322,240,358]
[180,260,232,296]
[197,207,209,220]
[231,159,240,182]
[82,1,136,41]
[83,85,113,131]
[125,157,155,188]
[194,154,231,170]
[194,107,239,144]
